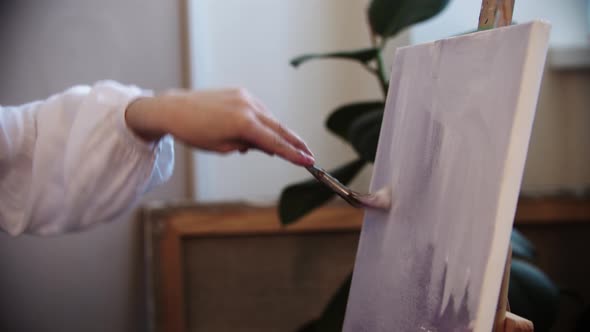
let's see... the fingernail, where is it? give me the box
[299,150,315,165]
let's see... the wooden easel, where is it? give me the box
[493,244,534,331]
[480,1,534,331]
[493,245,513,330]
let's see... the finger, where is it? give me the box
[243,120,314,166]
[503,312,534,332]
[216,141,251,154]
[248,94,271,115]
[236,141,255,154]
[255,111,314,157]
[241,92,314,157]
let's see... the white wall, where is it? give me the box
[0,1,187,331]
[411,0,589,47]
[190,0,590,199]
[189,0,409,202]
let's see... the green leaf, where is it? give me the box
[314,273,353,332]
[290,48,379,68]
[326,101,384,141]
[347,110,383,162]
[368,0,450,38]
[278,159,366,225]
[509,259,559,332]
[510,229,536,260]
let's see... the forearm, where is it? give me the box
[1,81,174,236]
[0,102,38,165]
[125,95,172,142]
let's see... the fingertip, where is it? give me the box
[303,144,314,158]
[292,139,314,159]
[291,133,314,157]
[296,150,315,166]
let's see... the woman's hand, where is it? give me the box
[125,88,315,166]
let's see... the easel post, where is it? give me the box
[493,245,513,331]
[478,0,515,30]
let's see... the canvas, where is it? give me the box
[343,21,550,332]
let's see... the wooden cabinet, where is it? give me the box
[142,198,590,332]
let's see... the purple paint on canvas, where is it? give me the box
[343,22,550,332]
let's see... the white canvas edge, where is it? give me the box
[473,20,551,331]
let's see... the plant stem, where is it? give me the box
[375,50,388,97]
[362,63,381,77]
[370,34,388,97]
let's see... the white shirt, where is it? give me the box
[0,81,174,236]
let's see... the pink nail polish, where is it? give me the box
[299,150,315,165]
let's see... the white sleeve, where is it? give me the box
[0,80,174,236]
